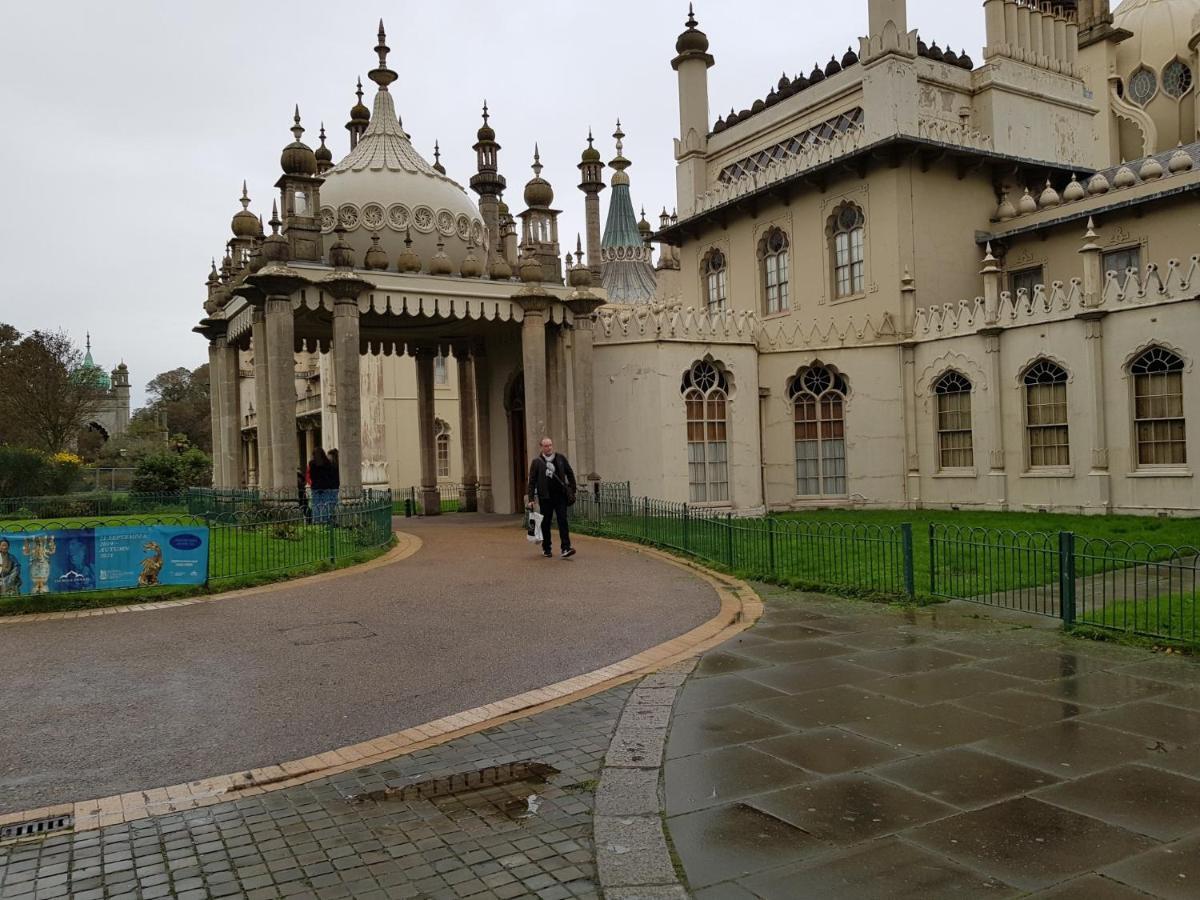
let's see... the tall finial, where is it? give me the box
[433,140,445,174]
[291,105,304,141]
[368,20,398,89]
[482,101,489,125]
[532,144,542,177]
[240,181,250,210]
[86,332,91,353]
[269,200,282,235]
[686,3,698,29]
[356,77,364,104]
[575,234,585,265]
[587,128,595,149]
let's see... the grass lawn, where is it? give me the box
[0,511,395,616]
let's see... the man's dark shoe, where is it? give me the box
[543,550,553,558]
[562,548,576,559]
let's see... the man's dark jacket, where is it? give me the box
[527,453,576,502]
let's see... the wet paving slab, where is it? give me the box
[664,584,1200,897]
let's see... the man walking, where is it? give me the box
[527,437,577,559]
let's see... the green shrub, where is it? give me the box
[0,447,81,497]
[132,450,212,494]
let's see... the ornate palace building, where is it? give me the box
[201,0,1200,517]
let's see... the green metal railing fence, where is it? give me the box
[574,493,914,599]
[0,492,189,520]
[930,524,1200,644]
[0,490,394,600]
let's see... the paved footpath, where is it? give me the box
[665,584,1200,899]
[0,516,716,813]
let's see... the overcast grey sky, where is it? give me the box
[0,1,982,408]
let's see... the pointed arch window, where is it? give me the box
[1128,67,1158,106]
[702,249,728,313]
[1163,59,1194,99]
[682,361,730,503]
[1023,360,1070,468]
[934,372,974,469]
[1132,348,1187,467]
[790,366,848,497]
[827,203,865,299]
[435,418,451,478]
[758,228,790,314]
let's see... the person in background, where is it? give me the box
[297,468,311,523]
[526,437,577,559]
[328,448,341,495]
[308,448,337,523]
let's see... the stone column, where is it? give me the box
[901,343,921,505]
[218,340,241,488]
[568,298,601,482]
[207,340,225,488]
[251,309,274,492]
[332,299,363,497]
[519,298,550,458]
[414,346,441,515]
[303,423,316,461]
[546,324,565,445]
[455,345,479,512]
[473,340,494,513]
[982,328,1008,509]
[266,295,298,495]
[245,434,257,488]
[1081,311,1112,511]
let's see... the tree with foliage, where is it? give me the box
[132,449,212,493]
[141,364,212,453]
[0,324,105,453]
[0,447,81,497]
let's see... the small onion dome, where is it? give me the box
[350,78,370,124]
[726,107,740,124]
[1113,165,1137,189]
[281,106,318,176]
[1139,156,1164,182]
[261,202,289,263]
[842,47,858,68]
[523,146,554,207]
[638,207,652,237]
[791,73,809,92]
[568,257,592,289]
[488,252,512,281]
[1018,188,1038,215]
[459,239,483,278]
[497,199,510,217]
[750,97,766,114]
[518,245,544,283]
[943,48,960,66]
[581,132,602,163]
[765,87,779,107]
[928,42,945,62]
[364,232,389,270]
[777,73,794,99]
[315,124,333,170]
[329,226,355,269]
[675,4,709,55]
[917,38,929,56]
[429,237,453,276]
[824,55,841,77]
[477,102,496,142]
[231,181,258,238]
[116,362,128,372]
[808,64,826,84]
[396,227,422,273]
[712,115,727,133]
[1039,180,1062,208]
[1088,172,1111,195]
[958,51,974,69]
[1169,147,1194,173]
[996,192,1017,221]
[1063,174,1086,202]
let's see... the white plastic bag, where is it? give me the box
[525,510,544,543]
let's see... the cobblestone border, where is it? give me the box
[0,538,761,845]
[0,531,422,626]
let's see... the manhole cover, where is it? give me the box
[1,815,73,841]
[281,621,377,646]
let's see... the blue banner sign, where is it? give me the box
[0,525,209,596]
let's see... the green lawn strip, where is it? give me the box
[1076,591,1199,645]
[0,537,397,617]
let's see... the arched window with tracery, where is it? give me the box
[934,371,974,469]
[790,366,848,497]
[1023,360,1070,468]
[827,202,865,299]
[758,228,790,314]
[1132,347,1187,467]
[682,361,730,503]
[702,249,728,313]
[435,418,451,478]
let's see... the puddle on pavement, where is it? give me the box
[345,760,559,805]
